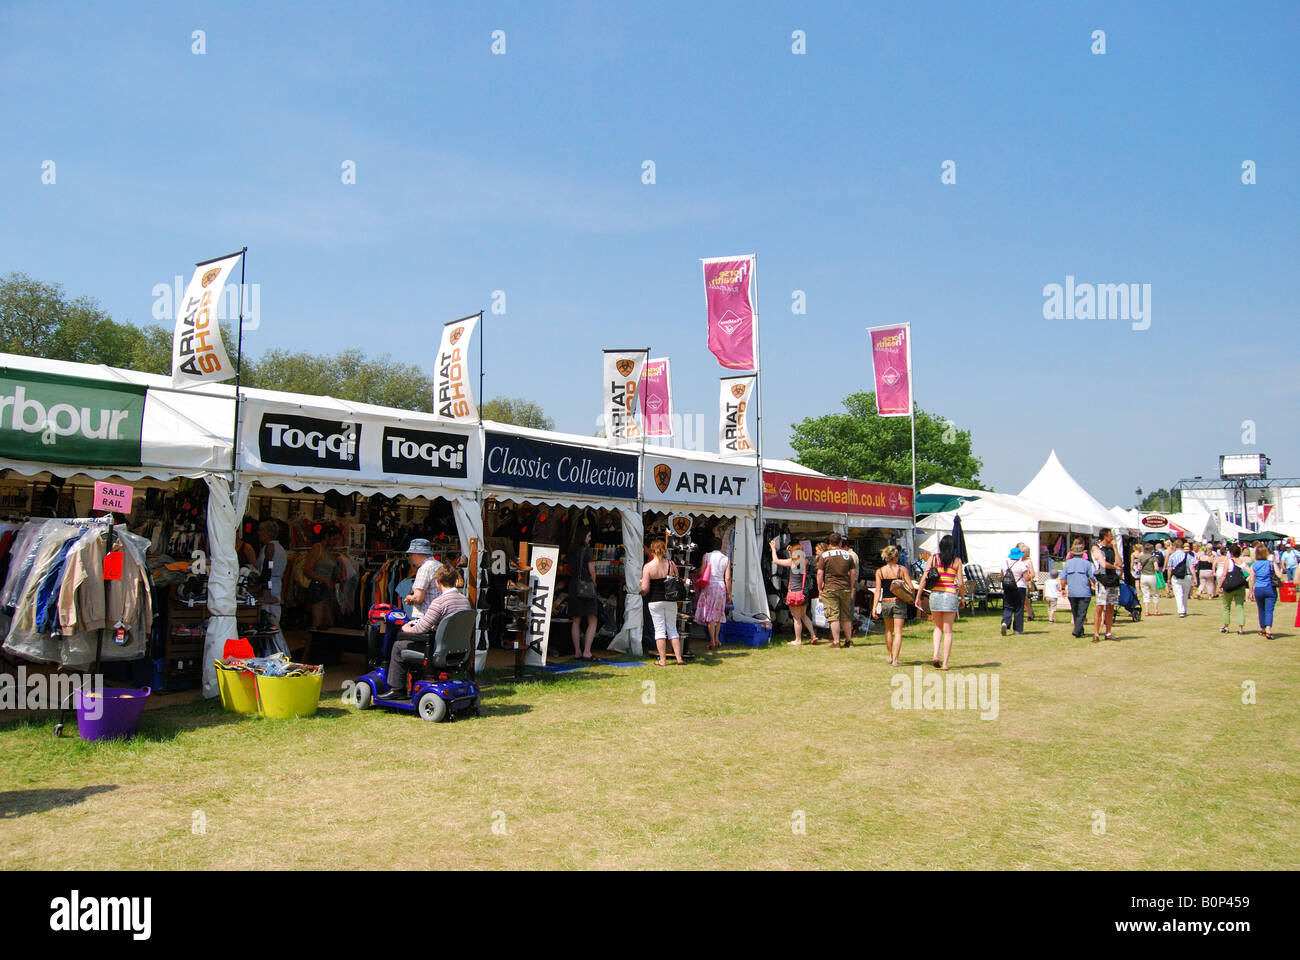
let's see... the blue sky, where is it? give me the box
[2,0,1296,505]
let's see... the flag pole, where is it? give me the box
[230,247,249,489]
[908,323,916,497]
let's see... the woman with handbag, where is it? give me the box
[874,545,914,667]
[1246,543,1284,639]
[926,535,965,670]
[771,539,818,646]
[641,539,683,665]
[1218,543,1247,635]
[568,528,600,660]
[694,535,732,651]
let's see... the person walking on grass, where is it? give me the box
[694,535,732,651]
[1165,538,1195,618]
[1043,569,1063,623]
[1017,542,1037,620]
[816,533,857,648]
[873,545,914,667]
[641,540,683,666]
[1195,544,1216,599]
[1246,543,1284,639]
[771,539,818,646]
[923,534,964,670]
[1000,546,1033,636]
[568,528,599,661]
[1133,542,1162,617]
[1061,539,1096,639]
[1091,527,1123,642]
[1218,543,1248,635]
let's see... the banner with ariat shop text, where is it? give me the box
[702,256,757,370]
[172,252,241,388]
[0,368,146,467]
[602,349,647,444]
[523,544,559,667]
[639,357,673,438]
[718,375,755,458]
[237,398,478,490]
[432,315,478,422]
[867,323,912,417]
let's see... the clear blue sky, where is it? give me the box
[2,1,1296,506]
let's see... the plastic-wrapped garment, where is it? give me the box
[2,521,88,663]
[56,525,152,668]
[0,521,44,636]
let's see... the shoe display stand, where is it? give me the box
[665,530,696,660]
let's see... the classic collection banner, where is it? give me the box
[238,399,478,488]
[172,252,241,388]
[432,315,478,423]
[702,256,757,370]
[868,323,912,417]
[482,431,638,500]
[0,368,146,467]
[602,349,647,444]
[763,470,914,520]
[639,357,673,438]
[718,375,755,458]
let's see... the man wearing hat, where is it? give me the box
[404,538,443,620]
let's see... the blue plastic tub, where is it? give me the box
[720,620,772,647]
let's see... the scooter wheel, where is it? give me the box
[53,723,64,738]
[351,682,373,710]
[417,692,447,723]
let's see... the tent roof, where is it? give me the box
[1018,450,1137,534]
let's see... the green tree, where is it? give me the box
[481,396,555,430]
[242,348,434,410]
[789,391,983,489]
[1138,488,1181,513]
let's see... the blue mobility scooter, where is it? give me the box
[350,604,480,721]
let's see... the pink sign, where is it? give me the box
[868,324,912,417]
[703,257,757,370]
[639,357,673,437]
[93,481,133,514]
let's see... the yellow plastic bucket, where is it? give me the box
[254,671,323,719]
[215,662,259,714]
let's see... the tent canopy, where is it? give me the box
[1018,450,1137,535]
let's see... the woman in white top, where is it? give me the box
[694,535,732,650]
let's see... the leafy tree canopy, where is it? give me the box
[481,396,555,431]
[789,391,983,490]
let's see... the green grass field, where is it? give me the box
[2,595,1296,870]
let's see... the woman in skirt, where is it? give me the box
[694,535,732,650]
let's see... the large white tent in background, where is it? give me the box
[1019,450,1139,536]
[916,486,1084,572]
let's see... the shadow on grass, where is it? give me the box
[0,784,117,818]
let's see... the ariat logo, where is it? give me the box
[201,268,220,287]
[535,557,552,575]
[616,359,635,377]
[654,463,672,493]
[731,383,746,398]
[449,326,464,345]
[672,516,692,536]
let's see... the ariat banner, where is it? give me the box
[868,323,912,417]
[703,255,757,370]
[523,544,559,667]
[432,315,478,422]
[602,349,647,444]
[172,252,241,387]
[718,375,755,458]
[643,453,757,511]
[0,368,146,467]
[639,357,673,438]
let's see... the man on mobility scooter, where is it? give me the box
[352,564,479,721]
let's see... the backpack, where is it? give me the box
[1171,553,1188,579]
[1001,561,1019,594]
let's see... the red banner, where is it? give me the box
[763,471,913,519]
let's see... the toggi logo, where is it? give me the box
[535,557,552,575]
[654,463,672,493]
[258,414,361,471]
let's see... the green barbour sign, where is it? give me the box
[0,367,147,467]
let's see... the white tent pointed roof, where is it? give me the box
[1019,450,1137,535]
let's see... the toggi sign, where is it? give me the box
[0,368,145,467]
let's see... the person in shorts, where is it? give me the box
[1043,569,1062,623]
[872,545,913,666]
[1090,528,1122,642]
[816,532,857,648]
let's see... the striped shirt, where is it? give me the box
[932,560,961,594]
[406,586,470,634]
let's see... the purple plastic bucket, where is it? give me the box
[74,686,151,742]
